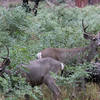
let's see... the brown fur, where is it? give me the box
[0,57,63,100]
[38,32,100,65]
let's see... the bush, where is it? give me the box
[0,6,31,40]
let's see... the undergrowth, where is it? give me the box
[0,2,100,100]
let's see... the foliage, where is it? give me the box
[0,6,31,42]
[0,73,42,100]
[0,2,100,100]
[51,63,92,85]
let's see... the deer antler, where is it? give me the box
[82,19,89,34]
[0,45,9,59]
[0,45,10,67]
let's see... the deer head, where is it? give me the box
[82,19,100,47]
[0,45,10,75]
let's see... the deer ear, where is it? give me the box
[83,33,93,40]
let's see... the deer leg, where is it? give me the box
[32,0,40,16]
[44,75,61,100]
[71,79,86,100]
[22,0,28,7]
[22,0,31,12]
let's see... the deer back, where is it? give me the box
[19,57,64,86]
[37,20,100,65]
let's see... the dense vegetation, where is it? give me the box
[0,2,100,100]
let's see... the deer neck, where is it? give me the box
[86,42,98,62]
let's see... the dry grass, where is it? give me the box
[42,82,100,100]
[0,94,4,100]
[0,83,100,100]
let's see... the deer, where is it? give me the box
[22,0,59,16]
[37,20,100,67]
[0,45,64,100]
[22,0,39,15]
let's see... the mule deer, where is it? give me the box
[22,0,59,15]
[37,20,100,65]
[22,0,39,15]
[0,45,64,100]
